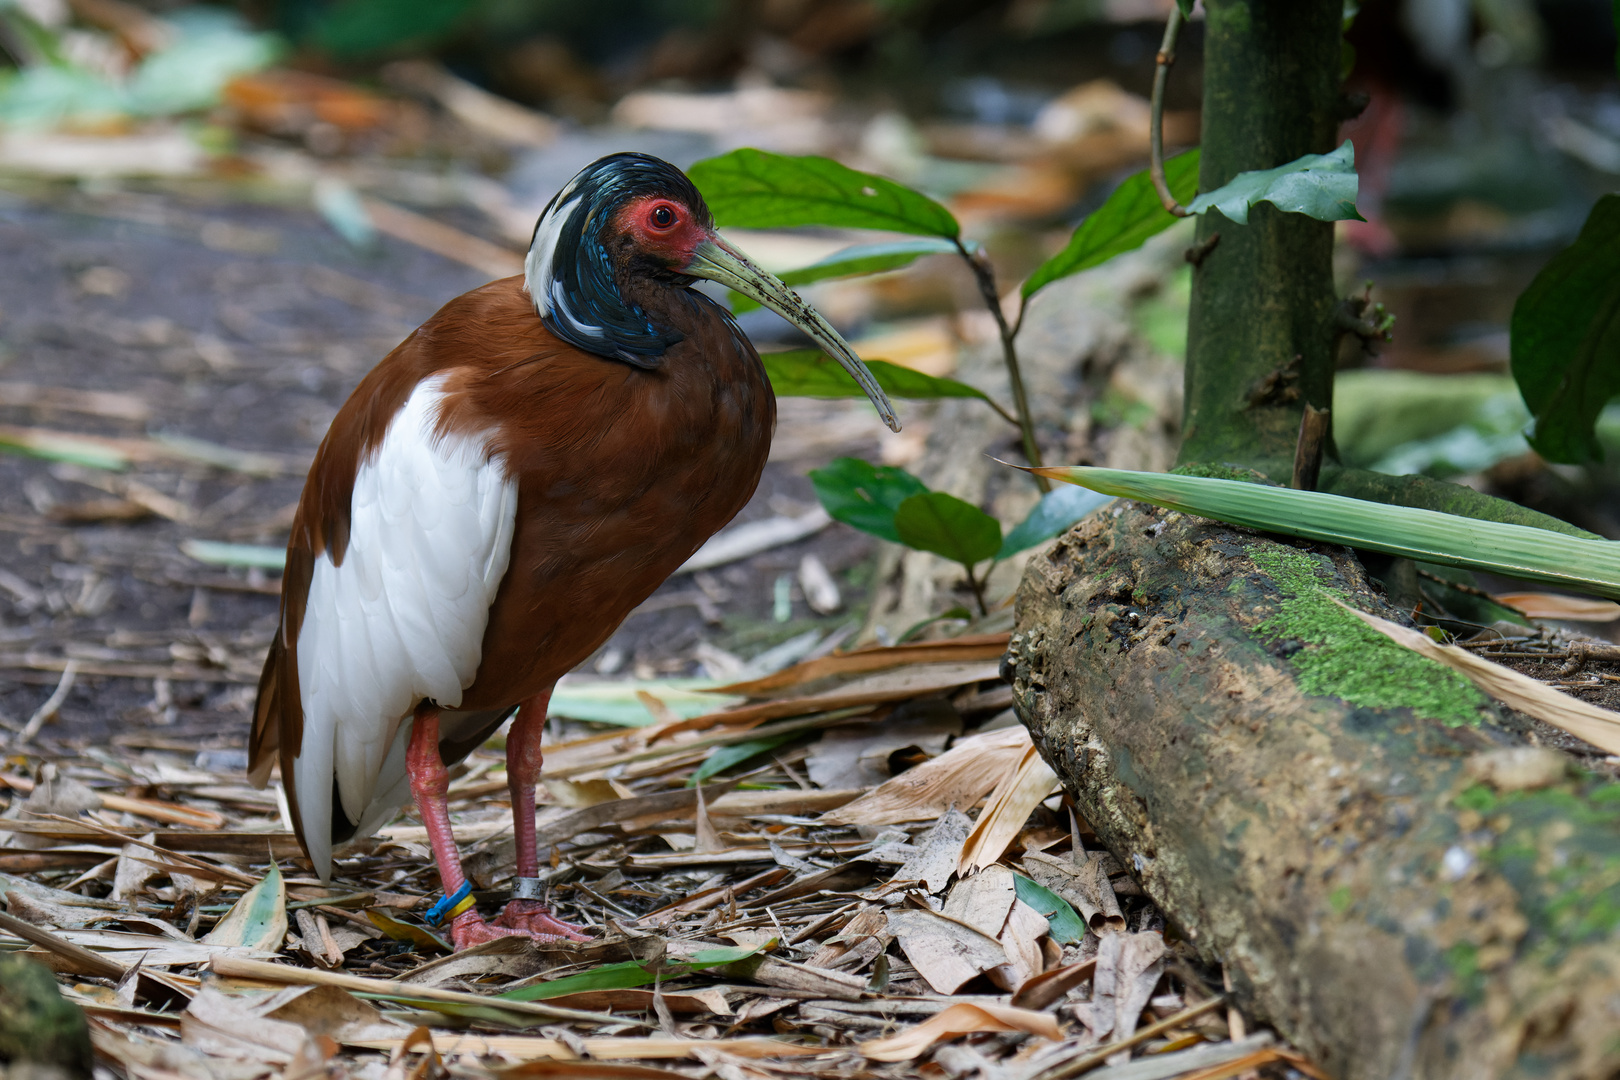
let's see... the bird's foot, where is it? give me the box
[493,899,591,942]
[445,906,587,950]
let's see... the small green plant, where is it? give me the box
[807,457,1110,614]
[691,142,1365,495]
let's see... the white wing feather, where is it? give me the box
[295,375,517,879]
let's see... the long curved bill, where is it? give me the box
[686,235,901,432]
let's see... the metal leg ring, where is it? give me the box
[512,875,546,901]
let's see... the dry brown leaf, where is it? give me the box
[1336,601,1620,755]
[1011,956,1098,1011]
[893,807,973,893]
[804,701,960,789]
[820,726,1030,826]
[943,865,1017,941]
[886,907,1008,994]
[350,1034,829,1061]
[674,661,1004,734]
[1491,592,1620,622]
[710,634,1010,697]
[857,1001,1062,1061]
[990,898,1049,991]
[958,744,1059,875]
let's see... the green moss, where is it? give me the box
[1329,885,1353,913]
[1246,544,1487,726]
[1457,781,1620,950]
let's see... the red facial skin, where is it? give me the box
[613,195,709,267]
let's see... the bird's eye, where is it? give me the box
[650,205,677,229]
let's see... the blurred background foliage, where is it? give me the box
[0,0,1617,539]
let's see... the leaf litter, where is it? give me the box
[0,632,1323,1079]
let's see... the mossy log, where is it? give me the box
[1006,503,1620,1079]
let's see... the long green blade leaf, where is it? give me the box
[763,349,995,406]
[498,944,764,1001]
[688,731,797,785]
[1023,150,1200,298]
[1031,465,1620,600]
[731,238,962,313]
[689,149,960,238]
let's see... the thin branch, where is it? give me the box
[17,660,76,746]
[1150,6,1194,218]
[954,240,1051,493]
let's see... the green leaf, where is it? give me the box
[689,149,960,238]
[998,485,1114,559]
[1185,140,1363,225]
[1509,193,1620,464]
[731,238,961,313]
[1176,0,1196,16]
[1032,465,1620,600]
[202,863,286,951]
[548,679,743,727]
[365,907,451,953]
[498,944,765,1002]
[1024,150,1201,298]
[763,349,995,406]
[893,492,1002,568]
[1012,874,1086,944]
[181,539,287,570]
[688,732,798,786]
[0,427,128,470]
[810,458,928,544]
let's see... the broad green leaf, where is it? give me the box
[688,732,798,786]
[731,238,962,313]
[365,907,451,953]
[181,539,286,570]
[893,491,1002,568]
[499,944,765,1001]
[1185,140,1363,225]
[203,863,286,951]
[689,148,960,238]
[810,458,928,544]
[1031,465,1620,600]
[1023,150,1201,298]
[1012,874,1086,944]
[763,349,996,406]
[997,485,1114,559]
[1510,193,1620,464]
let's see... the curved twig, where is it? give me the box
[1150,5,1194,218]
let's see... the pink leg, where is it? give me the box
[405,700,581,950]
[492,690,589,941]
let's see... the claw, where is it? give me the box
[493,898,591,942]
[447,905,588,950]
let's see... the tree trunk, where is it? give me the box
[1007,504,1620,1079]
[1179,0,1342,474]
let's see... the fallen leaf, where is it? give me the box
[958,744,1060,874]
[201,863,285,951]
[820,726,1030,826]
[1491,592,1620,622]
[885,907,1007,994]
[858,1001,1061,1061]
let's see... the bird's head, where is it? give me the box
[525,152,899,432]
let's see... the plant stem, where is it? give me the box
[1150,6,1193,218]
[964,563,989,617]
[956,240,1050,493]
